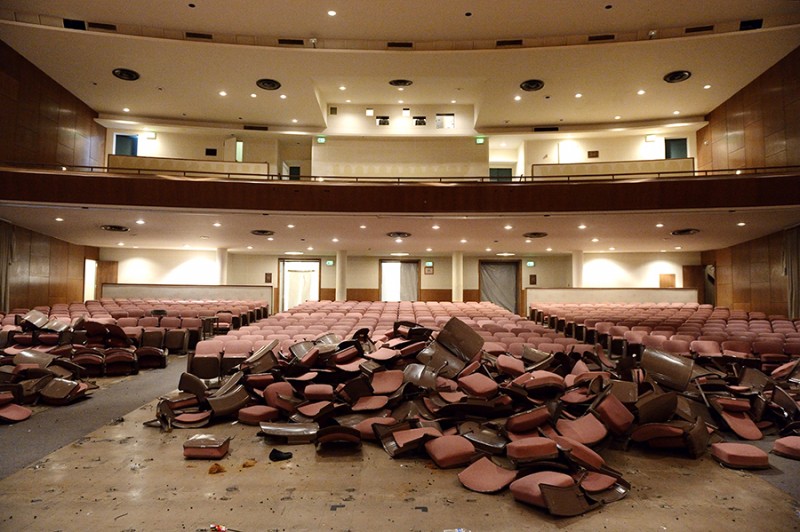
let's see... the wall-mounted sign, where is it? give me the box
[424,266,434,275]
[265,272,272,284]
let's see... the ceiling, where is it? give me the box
[1,1,799,257]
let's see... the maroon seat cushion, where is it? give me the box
[0,402,32,423]
[711,442,769,469]
[354,416,397,441]
[237,405,280,425]
[370,370,404,394]
[457,373,498,398]
[593,393,635,435]
[424,435,475,468]
[556,414,608,446]
[509,471,574,508]
[772,435,800,460]
[506,407,550,433]
[458,456,517,493]
[506,437,558,462]
[304,383,334,401]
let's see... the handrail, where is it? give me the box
[1,161,799,186]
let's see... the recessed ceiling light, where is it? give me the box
[673,110,681,115]
[280,94,287,99]
[514,95,522,101]
[614,115,621,120]
[200,236,209,240]
[55,217,64,222]
[360,225,367,229]
[525,239,532,244]
[591,238,599,242]
[485,248,492,252]
[504,224,513,230]
[291,119,298,123]
[546,247,553,252]
[737,222,746,227]
[496,252,515,257]
[285,251,304,255]
[247,246,253,250]
[287,224,295,228]
[183,244,191,249]
[460,239,468,244]
[339,86,346,91]
[578,224,587,229]
[395,238,403,243]
[574,93,582,98]
[398,100,404,104]
[398,88,404,92]
[267,237,274,241]
[123,107,130,113]
[391,252,409,257]
[637,89,646,95]
[609,247,616,251]
[213,222,221,227]
[674,246,682,250]
[451,100,457,104]
[328,10,337,16]
[117,242,125,246]
[218,91,227,96]
[332,237,339,242]
[345,99,351,103]
[656,223,664,228]
[135,219,145,225]
[307,246,314,251]
[250,93,257,98]
[432,224,440,230]
[426,248,433,252]
[703,84,712,90]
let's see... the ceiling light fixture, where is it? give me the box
[332,237,339,242]
[135,219,145,225]
[504,224,513,230]
[591,238,600,242]
[614,115,621,120]
[218,91,227,96]
[655,223,664,228]
[432,225,440,230]
[256,79,282,91]
[55,217,64,222]
[117,242,125,246]
[123,107,130,113]
[546,248,553,252]
[247,246,253,250]
[250,93,257,98]
[391,252,409,257]
[574,93,582,98]
[366,108,374,116]
[280,94,287,99]
[287,224,295,228]
[496,252,515,257]
[737,222,746,227]
[460,239,468,244]
[285,251,304,255]
[426,248,433,252]
[514,95,522,101]
[703,84,712,90]
[338,85,346,91]
[112,68,140,81]
[637,89,646,95]
[360,225,367,229]
[578,224,587,230]
[327,10,337,16]
[213,222,221,227]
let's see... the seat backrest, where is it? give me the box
[195,339,224,355]
[223,339,253,354]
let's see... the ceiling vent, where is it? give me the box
[663,70,692,83]
[277,38,305,46]
[112,68,140,81]
[243,125,270,131]
[533,126,559,132]
[87,22,117,32]
[520,79,545,92]
[186,31,213,40]
[496,39,523,47]
[588,34,615,42]
[387,231,411,239]
[256,78,282,90]
[101,224,130,232]
[523,232,548,239]
[671,228,700,236]
[685,25,714,34]
[389,79,413,87]
[250,229,275,236]
[387,41,413,49]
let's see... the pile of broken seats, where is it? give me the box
[0,310,169,424]
[149,317,800,517]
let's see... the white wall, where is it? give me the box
[524,133,697,174]
[99,248,219,285]
[582,252,701,288]
[312,137,489,178]
[100,249,701,293]
[105,129,280,169]
[324,104,478,137]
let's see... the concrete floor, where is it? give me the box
[2,361,800,531]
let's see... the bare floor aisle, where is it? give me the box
[2,397,799,532]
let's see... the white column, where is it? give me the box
[217,248,228,285]
[451,251,464,302]
[335,250,348,301]
[572,250,584,288]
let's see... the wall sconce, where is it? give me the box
[365,108,374,117]
[402,108,410,117]
[644,134,656,142]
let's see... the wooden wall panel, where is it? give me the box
[705,231,788,316]
[319,288,336,301]
[463,289,481,302]
[0,40,105,167]
[5,224,98,312]
[700,46,800,169]
[420,289,452,302]
[347,288,380,301]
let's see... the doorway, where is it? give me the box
[83,259,97,302]
[479,261,521,313]
[114,134,138,156]
[379,260,420,301]
[279,259,320,312]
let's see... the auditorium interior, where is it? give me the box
[1,1,800,530]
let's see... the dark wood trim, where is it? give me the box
[420,289,452,302]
